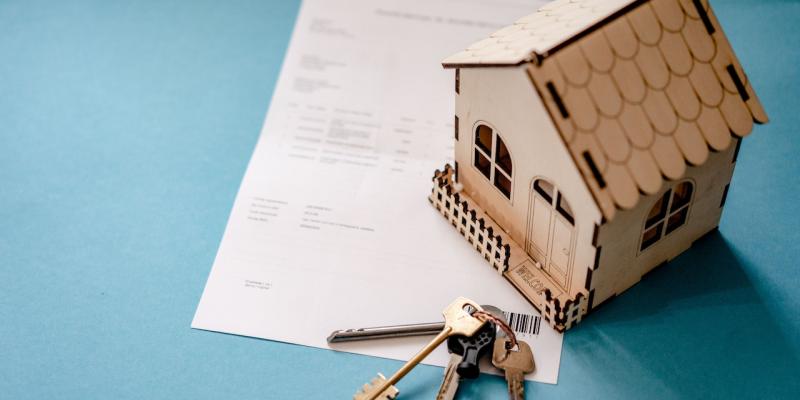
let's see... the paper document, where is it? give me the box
[193,0,563,384]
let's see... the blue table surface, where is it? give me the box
[1,1,798,398]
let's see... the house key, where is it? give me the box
[492,337,535,400]
[353,297,487,400]
[328,305,504,343]
[435,320,497,400]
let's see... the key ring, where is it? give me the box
[472,310,517,352]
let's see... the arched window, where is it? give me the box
[533,179,574,225]
[473,123,512,199]
[641,181,694,251]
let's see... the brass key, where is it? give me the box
[492,337,535,400]
[353,297,487,400]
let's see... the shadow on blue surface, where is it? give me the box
[564,231,799,397]
[592,231,769,321]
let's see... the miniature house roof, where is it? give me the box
[442,0,636,66]
[444,0,767,220]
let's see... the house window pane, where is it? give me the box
[671,182,693,211]
[496,136,512,175]
[641,223,663,251]
[534,179,554,204]
[494,169,512,198]
[472,122,513,201]
[666,208,689,235]
[475,125,493,154]
[474,150,491,179]
[556,193,575,225]
[646,190,670,228]
[640,181,694,253]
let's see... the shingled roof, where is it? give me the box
[444,0,767,220]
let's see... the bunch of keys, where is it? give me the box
[339,297,536,400]
[438,310,535,400]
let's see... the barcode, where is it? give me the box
[502,311,541,335]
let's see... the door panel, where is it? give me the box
[549,216,573,286]
[528,196,551,263]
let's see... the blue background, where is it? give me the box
[1,0,798,398]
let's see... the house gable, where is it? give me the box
[455,66,603,298]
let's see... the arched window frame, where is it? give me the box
[532,178,575,226]
[472,122,513,201]
[639,180,695,252]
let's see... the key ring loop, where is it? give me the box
[472,310,518,352]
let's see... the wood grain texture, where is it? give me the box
[611,58,647,103]
[588,72,624,117]
[651,0,685,32]
[627,147,663,194]
[636,44,671,89]
[581,30,615,72]
[596,117,631,162]
[619,102,655,149]
[627,4,662,46]
[673,119,709,165]
[651,134,686,179]
[696,105,731,151]
[606,162,639,209]
[719,91,754,137]
[658,30,693,76]
[665,75,701,121]
[604,17,639,59]
[688,62,723,107]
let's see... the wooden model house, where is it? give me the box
[429,0,767,331]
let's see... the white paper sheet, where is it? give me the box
[192,0,562,384]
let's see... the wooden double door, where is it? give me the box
[526,179,576,289]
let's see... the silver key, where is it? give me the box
[328,305,505,343]
[328,322,444,343]
[492,338,535,400]
[435,353,462,400]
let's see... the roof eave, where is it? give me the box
[442,61,522,69]
[441,51,543,69]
